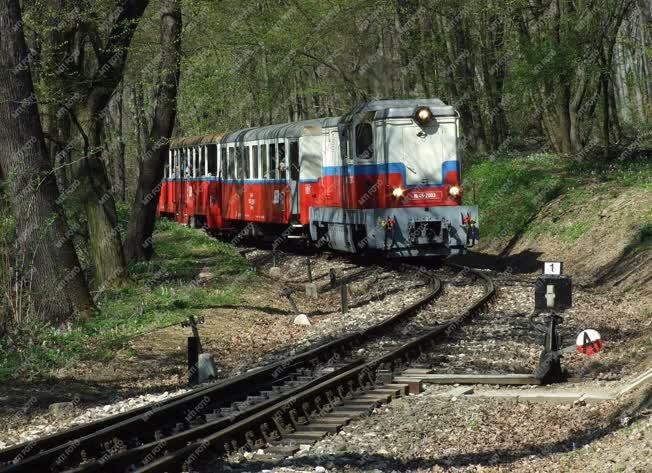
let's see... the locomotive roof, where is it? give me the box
[344,98,454,120]
[170,99,454,148]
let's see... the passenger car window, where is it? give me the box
[207,145,217,176]
[252,145,259,179]
[261,144,268,179]
[228,147,235,179]
[355,123,373,159]
[220,147,226,178]
[269,144,277,179]
[278,143,286,179]
[243,146,250,178]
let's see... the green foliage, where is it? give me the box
[0,214,15,245]
[0,220,252,381]
[464,153,652,242]
[463,153,564,239]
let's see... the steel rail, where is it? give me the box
[0,267,441,473]
[119,269,495,473]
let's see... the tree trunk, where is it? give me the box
[81,95,128,288]
[0,0,94,321]
[118,80,126,202]
[75,0,149,287]
[124,0,182,262]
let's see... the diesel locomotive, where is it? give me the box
[158,99,479,257]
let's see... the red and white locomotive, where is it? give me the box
[158,99,478,257]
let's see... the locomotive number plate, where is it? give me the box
[406,191,441,200]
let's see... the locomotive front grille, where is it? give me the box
[408,220,446,245]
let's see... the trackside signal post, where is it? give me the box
[182,316,203,384]
[533,262,572,384]
[532,262,604,384]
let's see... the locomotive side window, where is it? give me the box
[261,144,268,179]
[252,145,259,179]
[269,144,277,179]
[196,148,202,177]
[207,145,217,176]
[355,123,373,159]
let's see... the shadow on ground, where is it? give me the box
[450,249,544,274]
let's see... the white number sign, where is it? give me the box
[544,262,562,276]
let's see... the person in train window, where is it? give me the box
[184,163,190,177]
[278,160,287,174]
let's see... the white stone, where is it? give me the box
[294,314,311,326]
[315,467,327,473]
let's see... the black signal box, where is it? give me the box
[534,275,572,312]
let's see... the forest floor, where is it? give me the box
[0,153,650,470]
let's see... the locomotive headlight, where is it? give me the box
[414,106,433,124]
[392,187,405,198]
[448,185,461,197]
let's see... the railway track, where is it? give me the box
[0,264,479,473]
[136,267,495,473]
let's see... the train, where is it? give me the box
[158,99,479,257]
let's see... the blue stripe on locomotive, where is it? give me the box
[164,160,459,186]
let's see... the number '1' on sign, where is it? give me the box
[544,262,563,276]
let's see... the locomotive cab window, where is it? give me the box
[355,123,373,159]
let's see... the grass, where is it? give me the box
[462,153,565,239]
[462,153,652,242]
[0,219,252,381]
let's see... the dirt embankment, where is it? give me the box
[471,184,651,296]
